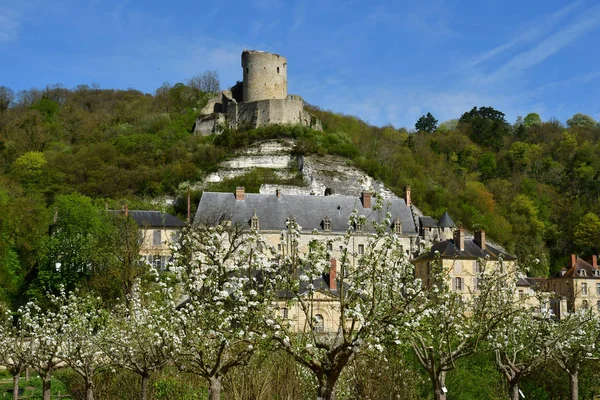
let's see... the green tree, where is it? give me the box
[459,106,510,150]
[11,151,47,189]
[567,113,596,129]
[573,212,600,255]
[415,112,438,133]
[524,113,542,127]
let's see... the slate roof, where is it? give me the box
[414,238,516,261]
[552,256,600,279]
[195,192,418,235]
[419,216,438,228]
[110,210,186,228]
[438,211,455,228]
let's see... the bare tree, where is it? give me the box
[0,86,14,111]
[188,71,221,95]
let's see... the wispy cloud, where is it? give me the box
[466,1,581,69]
[0,6,21,43]
[481,5,600,84]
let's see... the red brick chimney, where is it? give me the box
[329,258,337,290]
[593,255,597,268]
[474,230,486,250]
[571,254,577,268]
[235,187,245,201]
[404,185,411,206]
[361,191,371,209]
[453,228,465,251]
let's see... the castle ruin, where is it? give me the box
[194,50,322,135]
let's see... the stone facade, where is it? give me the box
[242,50,287,102]
[193,50,322,135]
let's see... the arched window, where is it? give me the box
[313,314,324,333]
[394,217,402,234]
[277,66,280,73]
[251,210,259,230]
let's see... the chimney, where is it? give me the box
[361,191,372,209]
[404,185,411,206]
[453,228,465,251]
[474,230,486,250]
[329,258,337,290]
[187,187,191,224]
[235,187,245,201]
[276,188,282,198]
[571,254,577,268]
[593,255,597,268]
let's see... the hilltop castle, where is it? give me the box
[194,50,322,135]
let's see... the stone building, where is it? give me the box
[412,229,518,303]
[194,50,322,135]
[548,255,600,316]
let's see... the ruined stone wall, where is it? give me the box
[242,50,287,102]
[228,96,308,130]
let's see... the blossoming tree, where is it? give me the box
[0,308,33,400]
[273,208,424,400]
[170,223,279,400]
[410,256,521,400]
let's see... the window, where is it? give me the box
[596,283,600,295]
[582,300,589,309]
[358,244,365,255]
[582,282,588,296]
[519,290,525,300]
[454,261,462,274]
[323,216,331,232]
[313,314,324,333]
[170,231,180,243]
[394,217,402,234]
[473,277,479,290]
[473,261,481,274]
[251,214,259,230]
[597,300,600,311]
[579,269,587,276]
[282,307,288,319]
[453,277,463,291]
[277,66,280,73]
[327,243,333,251]
[153,230,162,246]
[355,221,362,232]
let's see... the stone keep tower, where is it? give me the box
[242,50,287,102]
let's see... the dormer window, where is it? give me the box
[323,216,331,232]
[594,270,600,277]
[355,221,362,232]
[251,211,259,230]
[394,217,402,234]
[579,269,587,277]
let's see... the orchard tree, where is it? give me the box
[170,223,279,400]
[415,112,438,133]
[0,308,33,400]
[273,203,424,400]
[493,306,566,400]
[553,310,599,400]
[56,291,110,400]
[101,272,176,400]
[410,256,521,400]
[188,70,221,95]
[19,297,65,400]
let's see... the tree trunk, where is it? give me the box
[25,367,29,382]
[141,373,149,400]
[12,374,19,400]
[316,373,339,400]
[85,380,95,400]
[509,380,520,400]
[42,375,52,400]
[209,376,222,400]
[569,368,578,400]
[432,371,447,400]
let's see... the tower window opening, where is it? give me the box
[277,67,280,73]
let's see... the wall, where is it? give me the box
[227,96,318,131]
[242,50,287,102]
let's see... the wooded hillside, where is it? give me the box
[1,81,599,304]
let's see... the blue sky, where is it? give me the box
[1,0,599,129]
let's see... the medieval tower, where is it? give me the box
[194,49,322,134]
[242,50,287,102]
